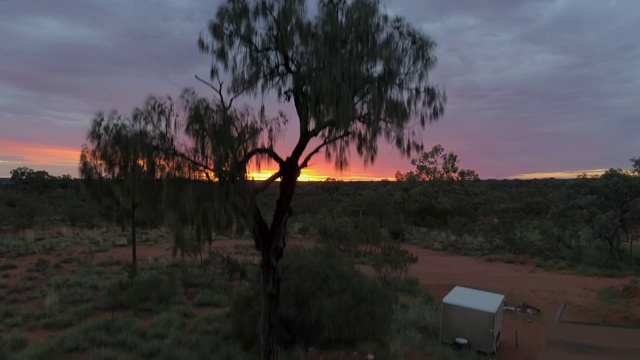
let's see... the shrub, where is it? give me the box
[59,317,144,353]
[12,338,57,360]
[372,244,418,282]
[126,272,183,313]
[315,215,358,253]
[388,222,406,242]
[229,246,394,352]
[2,331,29,352]
[0,263,17,272]
[148,312,185,339]
[34,258,52,273]
[194,289,229,307]
[503,254,515,264]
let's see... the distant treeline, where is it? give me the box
[1,166,639,274]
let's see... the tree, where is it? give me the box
[79,104,169,276]
[9,167,56,195]
[144,0,445,358]
[631,156,640,176]
[395,144,478,181]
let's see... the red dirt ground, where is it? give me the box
[402,245,633,360]
[1,236,634,360]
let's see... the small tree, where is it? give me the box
[79,104,169,276]
[395,144,478,181]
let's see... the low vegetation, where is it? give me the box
[0,226,491,359]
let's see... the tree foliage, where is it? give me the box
[229,246,394,352]
[9,167,58,195]
[79,105,170,274]
[631,156,640,176]
[154,1,445,358]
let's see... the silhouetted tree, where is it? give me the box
[79,104,169,276]
[9,167,56,195]
[631,156,640,176]
[144,0,445,357]
[395,144,478,181]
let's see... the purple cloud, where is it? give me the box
[0,0,638,179]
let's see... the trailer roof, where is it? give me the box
[443,286,505,313]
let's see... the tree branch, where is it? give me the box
[242,147,285,166]
[195,75,255,110]
[254,171,281,194]
[308,119,336,138]
[299,132,351,169]
[153,144,216,177]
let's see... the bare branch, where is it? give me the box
[195,74,260,110]
[242,147,285,166]
[300,132,352,169]
[153,144,216,177]
[195,75,224,95]
[254,171,281,194]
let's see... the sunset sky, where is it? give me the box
[1,0,639,180]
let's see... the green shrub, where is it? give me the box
[59,317,144,353]
[34,258,51,273]
[126,272,183,313]
[2,330,28,352]
[315,215,359,253]
[148,312,185,339]
[0,263,17,272]
[388,222,406,242]
[503,254,515,264]
[194,289,230,307]
[12,338,57,360]
[372,244,418,282]
[169,304,196,319]
[7,281,36,294]
[229,246,394,352]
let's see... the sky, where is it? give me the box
[0,0,638,180]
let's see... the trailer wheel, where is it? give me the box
[494,333,501,354]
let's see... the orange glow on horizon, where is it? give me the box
[246,168,390,182]
[0,139,392,180]
[507,169,609,180]
[0,138,80,168]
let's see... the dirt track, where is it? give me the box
[403,245,632,360]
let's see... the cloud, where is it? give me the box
[0,0,638,179]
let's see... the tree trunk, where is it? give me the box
[257,161,298,360]
[131,188,138,276]
[261,240,281,360]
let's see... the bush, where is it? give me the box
[194,290,229,307]
[11,339,57,360]
[315,215,359,253]
[126,272,183,313]
[372,244,418,282]
[2,331,29,353]
[102,272,183,313]
[59,317,144,353]
[229,246,394,352]
[388,222,406,242]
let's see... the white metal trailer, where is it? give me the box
[440,286,505,354]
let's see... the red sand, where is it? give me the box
[403,245,632,360]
